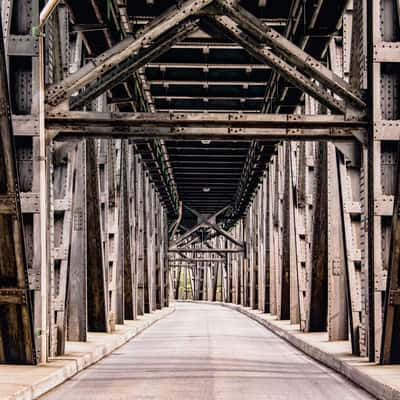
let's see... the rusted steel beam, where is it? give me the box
[46,0,213,107]
[70,19,199,110]
[46,111,366,141]
[46,111,366,128]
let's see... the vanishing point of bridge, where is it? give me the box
[0,0,400,399]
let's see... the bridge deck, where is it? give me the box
[40,303,372,400]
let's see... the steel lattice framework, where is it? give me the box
[0,0,399,371]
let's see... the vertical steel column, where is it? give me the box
[327,143,348,342]
[0,6,36,364]
[143,172,151,313]
[86,138,108,332]
[120,141,135,320]
[68,141,87,341]
[367,0,400,363]
[135,155,145,315]
[307,142,328,332]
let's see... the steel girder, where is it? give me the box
[44,0,366,119]
[372,0,400,364]
[46,0,214,107]
[46,111,366,141]
[70,19,199,110]
[169,258,225,263]
[0,10,36,365]
[170,248,243,254]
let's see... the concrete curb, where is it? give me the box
[190,301,396,400]
[4,306,175,400]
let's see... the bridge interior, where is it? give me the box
[0,0,400,399]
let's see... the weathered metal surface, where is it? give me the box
[67,141,87,342]
[0,7,36,365]
[70,20,199,110]
[46,0,214,107]
[381,146,400,364]
[86,138,108,333]
[46,112,366,141]
[2,0,400,369]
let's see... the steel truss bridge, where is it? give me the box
[0,0,400,377]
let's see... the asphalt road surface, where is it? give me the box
[41,302,374,400]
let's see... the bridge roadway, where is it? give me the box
[41,302,374,400]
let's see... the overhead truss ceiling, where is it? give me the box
[45,0,363,223]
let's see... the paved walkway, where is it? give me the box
[41,302,374,400]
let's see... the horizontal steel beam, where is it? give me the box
[170,166,244,170]
[47,111,366,141]
[177,184,239,188]
[148,80,268,86]
[170,160,247,164]
[176,180,240,185]
[131,16,287,27]
[173,171,243,175]
[172,43,244,49]
[147,62,270,70]
[169,154,246,158]
[156,108,261,113]
[153,96,264,100]
[169,248,243,253]
[169,258,226,262]
[167,145,249,150]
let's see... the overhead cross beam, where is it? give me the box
[170,248,243,253]
[46,112,366,141]
[46,0,214,108]
[169,258,226,263]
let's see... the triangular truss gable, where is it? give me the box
[46,0,366,117]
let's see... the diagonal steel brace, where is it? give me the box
[216,0,366,110]
[208,16,346,114]
[184,204,244,248]
[46,0,214,107]
[71,19,199,110]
